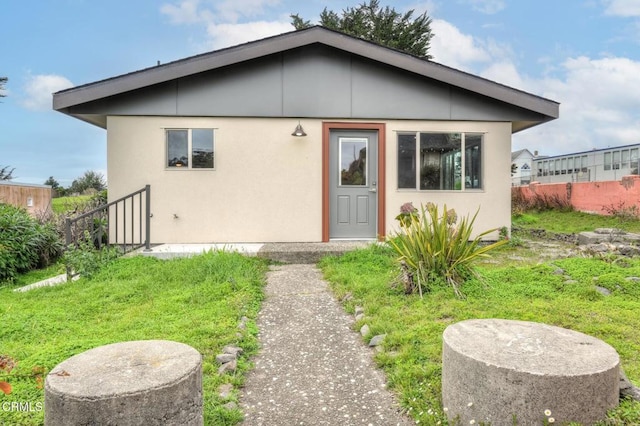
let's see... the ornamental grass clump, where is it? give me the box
[389,202,507,298]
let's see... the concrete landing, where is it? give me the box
[138,241,375,263]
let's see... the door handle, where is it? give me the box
[369,181,377,192]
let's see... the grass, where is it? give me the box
[51,195,92,214]
[0,251,268,426]
[319,244,640,425]
[513,209,640,234]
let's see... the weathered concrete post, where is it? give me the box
[45,340,203,425]
[442,319,619,425]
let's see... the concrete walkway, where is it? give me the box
[240,264,412,426]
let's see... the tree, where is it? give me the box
[0,165,15,180]
[291,0,434,59]
[69,170,106,194]
[0,77,7,99]
[511,163,518,176]
[44,176,65,197]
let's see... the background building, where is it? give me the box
[531,143,640,184]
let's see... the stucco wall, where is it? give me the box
[516,177,640,214]
[108,116,511,243]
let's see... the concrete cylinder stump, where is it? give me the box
[442,319,619,426]
[45,340,203,426]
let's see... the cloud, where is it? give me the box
[430,19,491,70]
[430,19,640,158]
[205,20,293,50]
[603,0,640,17]
[20,74,73,111]
[513,55,640,156]
[161,0,291,49]
[463,0,506,14]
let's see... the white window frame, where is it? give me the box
[165,128,215,170]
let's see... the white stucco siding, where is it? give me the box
[384,121,512,240]
[108,116,323,243]
[107,116,511,243]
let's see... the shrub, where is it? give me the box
[512,187,573,213]
[0,204,64,282]
[389,203,507,298]
[62,231,121,279]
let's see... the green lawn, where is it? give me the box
[51,195,92,214]
[0,251,267,426]
[513,209,640,234]
[319,244,640,425]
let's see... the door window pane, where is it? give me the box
[167,130,188,167]
[192,129,214,168]
[339,138,367,186]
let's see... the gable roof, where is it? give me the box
[54,26,558,132]
[511,149,534,161]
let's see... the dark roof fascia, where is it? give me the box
[53,26,559,120]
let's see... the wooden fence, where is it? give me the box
[0,182,52,216]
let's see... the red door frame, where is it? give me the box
[322,122,386,242]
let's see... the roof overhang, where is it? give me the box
[54,26,559,132]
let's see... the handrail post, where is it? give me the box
[144,184,151,251]
[65,217,72,282]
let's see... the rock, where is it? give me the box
[368,334,386,347]
[355,313,365,322]
[238,316,248,330]
[218,359,237,375]
[564,279,578,285]
[620,369,640,402]
[216,354,237,364]
[355,306,364,316]
[618,245,640,257]
[340,292,353,302]
[552,268,565,275]
[223,345,243,356]
[595,228,626,235]
[625,277,640,282]
[595,286,612,296]
[360,324,370,337]
[223,401,238,411]
[218,383,233,399]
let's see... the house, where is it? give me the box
[53,26,558,243]
[511,148,538,186]
[532,143,640,184]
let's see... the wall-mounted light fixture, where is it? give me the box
[291,121,307,137]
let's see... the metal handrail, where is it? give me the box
[64,185,151,255]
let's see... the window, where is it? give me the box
[397,132,482,190]
[567,157,574,174]
[581,155,588,172]
[604,152,612,171]
[543,161,549,176]
[622,150,630,168]
[166,128,214,169]
[561,158,567,174]
[613,151,620,170]
[554,159,560,175]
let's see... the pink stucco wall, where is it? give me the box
[515,176,640,215]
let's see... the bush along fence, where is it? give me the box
[513,176,640,215]
[64,185,151,279]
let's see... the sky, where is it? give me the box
[1,0,640,186]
